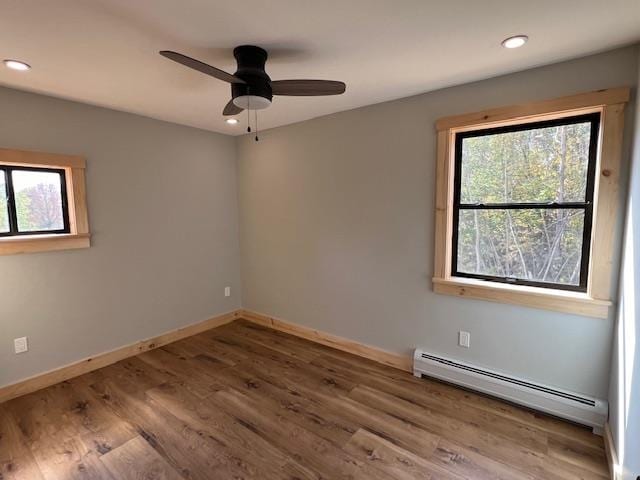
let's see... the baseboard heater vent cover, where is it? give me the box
[413,349,607,434]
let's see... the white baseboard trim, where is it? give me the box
[0,309,241,403]
[604,422,621,480]
[239,309,412,372]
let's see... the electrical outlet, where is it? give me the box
[224,286,231,297]
[458,331,470,348]
[14,337,28,354]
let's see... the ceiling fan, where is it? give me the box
[159,45,346,119]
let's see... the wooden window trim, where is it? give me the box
[0,148,90,255]
[433,87,630,318]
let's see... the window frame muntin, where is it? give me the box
[450,112,601,292]
[0,164,71,237]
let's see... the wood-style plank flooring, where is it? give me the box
[0,319,609,479]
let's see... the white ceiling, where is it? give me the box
[1,0,638,135]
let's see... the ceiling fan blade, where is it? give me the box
[160,50,245,84]
[271,79,346,96]
[223,99,244,116]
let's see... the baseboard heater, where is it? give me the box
[413,349,607,435]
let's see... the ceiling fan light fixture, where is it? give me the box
[3,59,31,71]
[501,35,528,49]
[225,118,239,125]
[233,95,271,110]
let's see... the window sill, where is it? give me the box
[0,233,90,256]
[432,277,611,319]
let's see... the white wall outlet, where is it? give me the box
[458,331,470,348]
[14,337,28,354]
[224,286,231,297]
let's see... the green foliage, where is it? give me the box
[0,173,64,233]
[457,122,591,286]
[16,190,34,231]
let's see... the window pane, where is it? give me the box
[0,171,8,233]
[460,121,592,204]
[456,209,585,286]
[12,170,65,232]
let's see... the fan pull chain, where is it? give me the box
[254,109,259,142]
[246,93,252,133]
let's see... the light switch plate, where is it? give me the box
[459,331,470,348]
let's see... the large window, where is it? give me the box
[432,87,629,318]
[451,113,600,292]
[0,166,70,237]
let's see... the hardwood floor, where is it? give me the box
[0,319,609,479]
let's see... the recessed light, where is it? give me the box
[501,35,528,49]
[3,59,31,71]
[225,118,239,125]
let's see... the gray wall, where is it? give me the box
[608,48,640,480]
[237,46,639,399]
[0,87,241,387]
[2,46,636,403]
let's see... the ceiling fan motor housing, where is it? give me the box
[232,45,272,109]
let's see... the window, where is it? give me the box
[0,166,70,236]
[433,87,630,318]
[451,113,599,292]
[0,148,90,255]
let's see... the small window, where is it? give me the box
[451,113,600,292]
[0,148,90,255]
[0,166,70,236]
